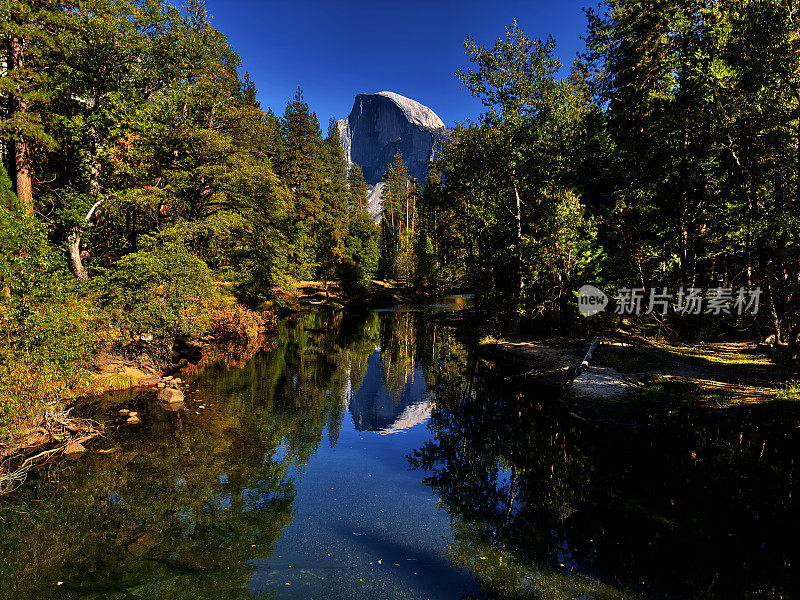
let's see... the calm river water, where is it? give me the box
[1,303,797,599]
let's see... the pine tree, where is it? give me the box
[278,87,325,279]
[318,118,349,287]
[347,163,368,214]
[379,152,412,279]
[0,0,75,211]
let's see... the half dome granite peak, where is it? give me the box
[337,90,451,221]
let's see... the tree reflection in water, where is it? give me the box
[0,309,451,599]
[1,309,797,600]
[410,347,799,599]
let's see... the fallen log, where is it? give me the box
[570,338,600,381]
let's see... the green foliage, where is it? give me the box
[337,257,368,297]
[345,219,380,279]
[0,168,15,209]
[98,238,218,337]
[379,152,417,280]
[522,189,602,322]
[414,231,436,289]
[0,175,97,439]
[343,165,380,285]
[578,0,800,341]
[424,21,594,321]
[776,381,800,402]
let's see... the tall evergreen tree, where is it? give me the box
[1,0,76,211]
[318,118,349,287]
[278,87,325,279]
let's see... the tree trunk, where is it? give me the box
[67,235,88,282]
[769,284,782,345]
[511,173,524,296]
[405,179,409,230]
[69,126,104,280]
[504,462,517,528]
[68,195,112,282]
[788,324,799,361]
[10,13,33,212]
[87,125,101,198]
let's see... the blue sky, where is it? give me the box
[204,0,591,127]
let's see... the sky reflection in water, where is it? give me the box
[0,306,797,600]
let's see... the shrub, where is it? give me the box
[338,258,368,297]
[0,175,97,440]
[98,238,218,338]
[0,363,68,441]
[209,305,277,343]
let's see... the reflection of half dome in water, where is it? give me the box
[348,350,430,434]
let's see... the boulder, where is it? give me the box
[158,387,184,404]
[161,401,183,412]
[140,333,154,342]
[64,442,87,457]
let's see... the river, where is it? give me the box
[0,303,797,599]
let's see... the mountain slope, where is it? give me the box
[337,91,449,219]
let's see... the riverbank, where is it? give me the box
[4,296,794,493]
[425,309,796,422]
[2,280,410,452]
[260,279,444,313]
[0,303,278,492]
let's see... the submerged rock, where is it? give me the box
[158,387,184,404]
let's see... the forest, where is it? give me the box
[1,0,799,438]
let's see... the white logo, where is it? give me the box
[578,285,608,317]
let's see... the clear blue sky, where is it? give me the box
[203,0,591,128]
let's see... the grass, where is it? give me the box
[478,335,500,346]
[633,374,765,408]
[630,376,699,406]
[94,373,137,391]
[776,381,800,401]
[647,339,773,371]
[593,345,671,373]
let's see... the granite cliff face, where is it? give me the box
[337,91,449,219]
